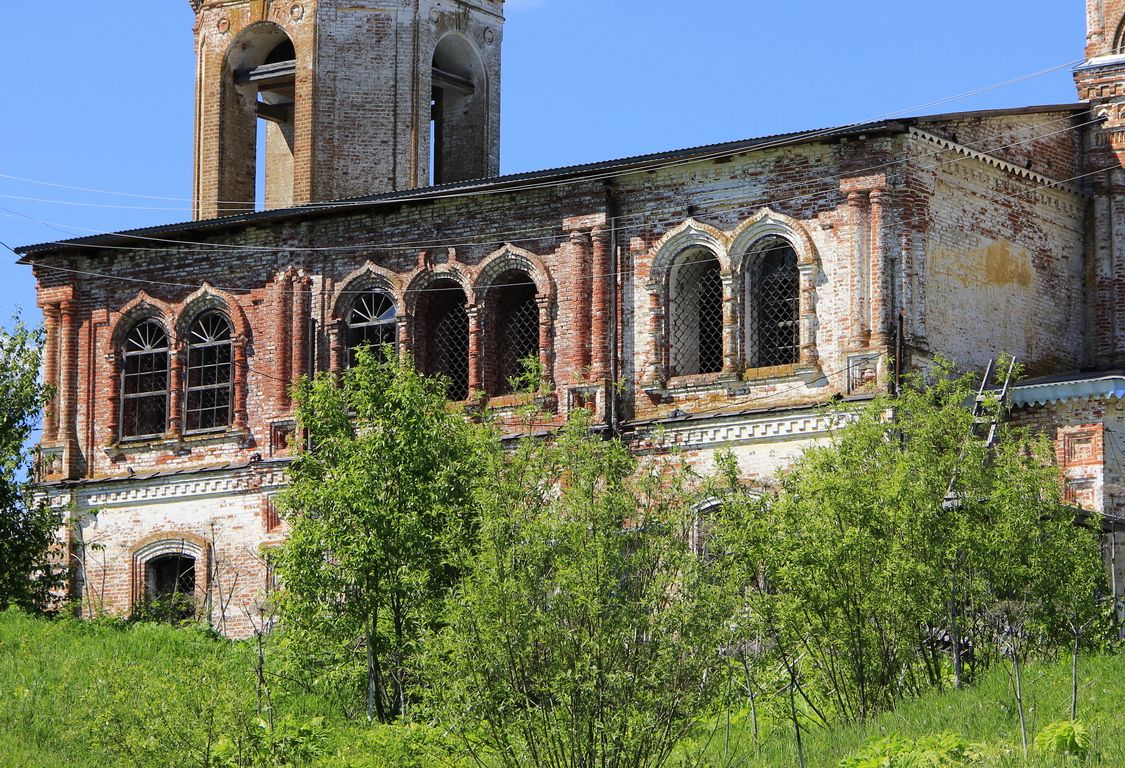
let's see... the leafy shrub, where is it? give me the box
[213,716,328,767]
[315,723,471,768]
[839,731,985,767]
[1033,720,1092,761]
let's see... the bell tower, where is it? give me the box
[190,0,504,220]
[1076,0,1125,367]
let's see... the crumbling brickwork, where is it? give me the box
[17,0,1125,637]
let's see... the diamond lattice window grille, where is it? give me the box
[747,238,799,368]
[492,281,539,395]
[421,285,470,401]
[668,251,724,377]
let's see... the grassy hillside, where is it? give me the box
[0,609,1121,767]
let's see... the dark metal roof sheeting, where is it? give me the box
[15,103,1086,259]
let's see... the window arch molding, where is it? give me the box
[474,244,554,301]
[649,218,731,279]
[173,283,251,343]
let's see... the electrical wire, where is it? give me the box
[4,111,1098,258]
[0,56,1085,211]
[6,160,1106,301]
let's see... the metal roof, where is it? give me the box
[14,102,1087,259]
[1011,371,1125,407]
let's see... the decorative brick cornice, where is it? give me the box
[908,128,1082,195]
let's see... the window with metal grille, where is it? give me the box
[488,271,539,395]
[746,238,799,368]
[346,290,397,366]
[121,319,170,439]
[418,281,470,400]
[668,249,724,377]
[185,312,233,432]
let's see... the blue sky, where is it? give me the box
[0,1,1082,328]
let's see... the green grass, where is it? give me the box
[697,653,1125,767]
[0,608,1121,767]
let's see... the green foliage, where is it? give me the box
[505,353,548,396]
[274,347,491,722]
[131,592,198,625]
[316,722,472,768]
[712,360,1107,724]
[839,732,985,767]
[1033,720,1092,761]
[212,716,328,767]
[0,319,62,613]
[434,412,733,768]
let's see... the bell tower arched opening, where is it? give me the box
[222,24,298,213]
[430,34,489,185]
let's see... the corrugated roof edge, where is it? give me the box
[14,103,1087,260]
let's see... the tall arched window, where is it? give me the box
[430,35,488,185]
[185,312,234,432]
[346,290,397,366]
[121,319,170,439]
[668,248,724,377]
[745,237,799,368]
[485,270,539,395]
[416,280,470,400]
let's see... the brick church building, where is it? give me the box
[15,0,1125,636]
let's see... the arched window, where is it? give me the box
[745,237,800,368]
[185,312,234,432]
[416,280,470,400]
[346,290,398,366]
[431,35,488,185]
[121,319,170,439]
[668,248,724,377]
[485,270,539,395]
[224,25,298,213]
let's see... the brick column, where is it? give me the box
[104,351,120,443]
[233,337,248,431]
[42,303,60,442]
[397,315,410,362]
[868,188,889,349]
[721,273,739,375]
[847,191,870,349]
[58,300,78,476]
[467,305,482,396]
[797,264,819,367]
[275,274,293,408]
[569,231,592,377]
[291,275,309,395]
[590,226,611,382]
[328,320,344,373]
[646,283,665,385]
[537,296,554,389]
[168,342,184,437]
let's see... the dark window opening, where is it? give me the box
[121,320,170,439]
[430,35,487,185]
[487,271,539,395]
[417,281,470,400]
[186,312,233,432]
[144,554,196,621]
[747,238,799,368]
[346,290,398,366]
[228,28,297,213]
[668,250,724,377]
